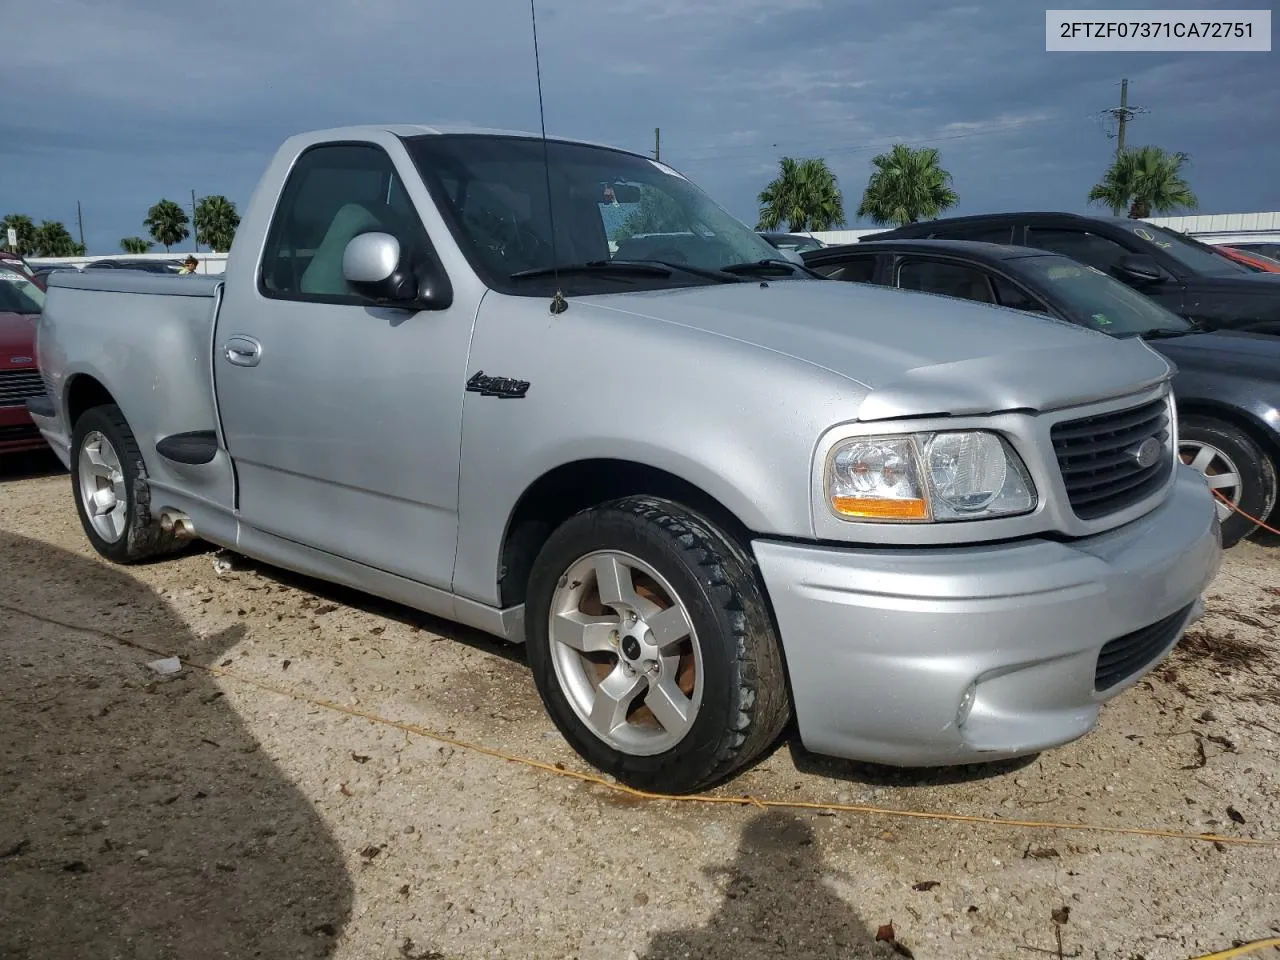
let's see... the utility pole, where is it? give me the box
[191,189,199,253]
[653,127,660,162]
[1104,78,1145,159]
[76,201,85,251]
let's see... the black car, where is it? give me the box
[803,238,1280,547]
[859,212,1280,337]
[83,258,184,274]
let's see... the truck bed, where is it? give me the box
[37,269,238,543]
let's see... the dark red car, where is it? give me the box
[0,266,49,454]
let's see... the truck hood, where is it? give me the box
[579,281,1172,419]
[1148,329,1280,382]
[0,311,38,365]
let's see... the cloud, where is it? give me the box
[1,0,1276,253]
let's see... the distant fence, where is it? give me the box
[27,252,229,275]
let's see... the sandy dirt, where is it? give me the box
[2,449,1277,960]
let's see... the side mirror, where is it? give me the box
[342,232,453,310]
[778,248,805,265]
[1113,253,1165,285]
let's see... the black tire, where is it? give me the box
[1178,415,1277,549]
[525,496,791,794]
[70,405,181,564]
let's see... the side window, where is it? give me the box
[1026,228,1131,273]
[812,256,878,283]
[260,143,431,301]
[990,275,1050,314]
[897,258,995,304]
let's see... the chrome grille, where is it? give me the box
[1051,397,1172,521]
[0,370,46,408]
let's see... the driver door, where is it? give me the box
[213,141,474,590]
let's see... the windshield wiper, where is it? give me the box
[719,258,817,278]
[509,260,673,281]
[617,259,744,283]
[1139,328,1196,340]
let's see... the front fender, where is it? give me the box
[449,292,867,606]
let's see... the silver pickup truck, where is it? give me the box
[29,125,1222,794]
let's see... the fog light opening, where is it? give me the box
[957,682,977,728]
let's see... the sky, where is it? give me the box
[2,0,1277,255]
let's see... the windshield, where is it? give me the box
[1126,223,1250,277]
[1018,255,1192,337]
[402,134,783,295]
[0,268,45,314]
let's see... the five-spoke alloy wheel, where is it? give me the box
[526,496,791,795]
[70,404,179,564]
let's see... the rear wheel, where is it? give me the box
[71,405,182,564]
[1178,415,1277,548]
[525,496,791,794]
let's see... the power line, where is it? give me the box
[1097,77,1148,158]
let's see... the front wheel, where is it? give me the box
[1178,415,1277,548]
[70,405,182,564]
[525,496,791,794]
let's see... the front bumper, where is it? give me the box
[753,465,1222,767]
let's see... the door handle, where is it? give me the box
[223,335,262,367]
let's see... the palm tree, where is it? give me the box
[1,214,38,256]
[144,199,191,252]
[856,144,959,227]
[33,221,84,257]
[120,236,154,254]
[756,157,846,233]
[1088,146,1198,219]
[194,195,241,252]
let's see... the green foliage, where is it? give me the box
[856,144,959,227]
[144,199,191,252]
[1,214,38,255]
[120,236,154,254]
[194,195,241,252]
[33,221,84,257]
[756,157,846,232]
[1088,146,1198,219]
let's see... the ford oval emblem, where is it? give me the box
[1132,437,1162,469]
[9,356,33,364]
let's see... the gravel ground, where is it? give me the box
[2,450,1278,960]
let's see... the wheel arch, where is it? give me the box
[1176,398,1280,465]
[497,458,757,608]
[63,373,119,429]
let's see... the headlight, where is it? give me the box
[826,431,1036,522]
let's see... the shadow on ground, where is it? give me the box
[642,810,880,960]
[0,449,65,482]
[0,530,353,959]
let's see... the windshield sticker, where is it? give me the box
[1092,313,1112,326]
[648,159,688,181]
[1131,226,1172,249]
[1046,265,1083,280]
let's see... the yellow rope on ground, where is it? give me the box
[4,601,1277,849]
[1186,938,1280,960]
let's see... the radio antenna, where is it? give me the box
[529,0,567,314]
